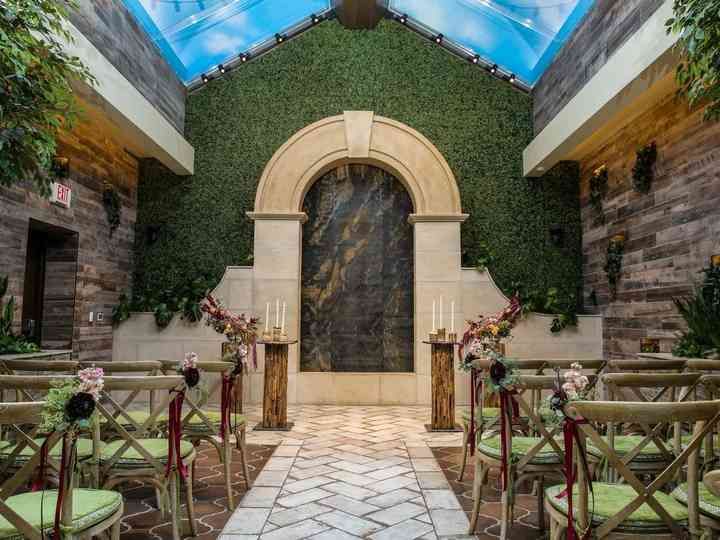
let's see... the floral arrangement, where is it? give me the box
[544,363,590,425]
[460,295,522,370]
[40,367,104,432]
[179,352,201,388]
[484,350,519,394]
[201,295,259,371]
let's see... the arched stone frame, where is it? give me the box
[249,112,468,404]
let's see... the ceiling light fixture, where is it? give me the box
[434,33,443,44]
[509,73,517,83]
[398,13,408,24]
[311,13,321,24]
[240,53,249,63]
[218,64,226,74]
[471,55,480,64]
[275,33,285,44]
[201,73,209,83]
[489,64,498,74]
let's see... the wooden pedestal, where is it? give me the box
[424,341,461,432]
[256,340,296,431]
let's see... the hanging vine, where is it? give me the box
[102,183,121,234]
[604,235,626,301]
[589,165,608,221]
[632,142,657,194]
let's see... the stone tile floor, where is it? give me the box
[221,405,472,540]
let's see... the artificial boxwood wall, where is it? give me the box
[135,19,582,309]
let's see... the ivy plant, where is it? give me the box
[604,236,626,301]
[672,264,720,358]
[516,285,579,334]
[0,0,94,195]
[667,0,720,120]
[102,183,121,233]
[589,165,608,222]
[631,142,657,194]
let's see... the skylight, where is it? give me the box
[122,0,592,87]
[122,0,331,83]
[389,0,594,86]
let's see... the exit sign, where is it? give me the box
[50,182,72,208]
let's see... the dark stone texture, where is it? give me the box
[70,0,186,133]
[533,0,665,133]
[301,164,414,373]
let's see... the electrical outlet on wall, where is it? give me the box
[97,312,104,322]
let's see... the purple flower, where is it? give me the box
[490,360,507,384]
[66,392,96,421]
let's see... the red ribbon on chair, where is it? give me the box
[498,388,519,491]
[220,374,234,442]
[557,416,592,540]
[470,369,477,455]
[166,389,188,479]
[31,436,51,491]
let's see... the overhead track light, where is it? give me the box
[201,73,209,83]
[218,64,226,74]
[240,52,249,63]
[489,64,498,74]
[398,13,408,24]
[471,55,480,64]
[434,33,443,44]
[275,33,285,44]
[311,13,321,24]
[509,73,516,83]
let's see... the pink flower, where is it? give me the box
[183,352,199,370]
[78,366,104,400]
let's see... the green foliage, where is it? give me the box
[39,378,94,433]
[667,0,720,120]
[589,165,608,222]
[517,285,579,334]
[631,142,657,194]
[136,21,582,312]
[0,275,40,355]
[604,236,625,301]
[113,277,212,329]
[102,183,121,233]
[0,0,94,194]
[673,265,720,358]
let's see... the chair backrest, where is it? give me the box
[602,372,703,469]
[564,400,720,538]
[172,361,235,434]
[79,361,162,374]
[687,359,720,373]
[97,376,185,477]
[0,360,79,374]
[0,401,71,540]
[609,358,687,372]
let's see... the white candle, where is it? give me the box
[275,299,279,327]
[281,302,286,333]
[432,300,436,332]
[439,296,443,329]
[265,303,270,332]
[451,301,455,333]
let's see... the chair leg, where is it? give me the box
[223,437,235,508]
[111,518,121,540]
[238,427,252,488]
[536,475,545,532]
[458,424,469,482]
[169,472,181,540]
[184,463,198,537]
[468,459,484,533]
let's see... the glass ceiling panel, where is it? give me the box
[122,0,331,83]
[388,0,594,86]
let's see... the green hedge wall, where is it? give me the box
[135,19,582,308]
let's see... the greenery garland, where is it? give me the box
[632,142,657,194]
[667,0,720,121]
[102,183,121,233]
[589,165,608,222]
[604,235,626,301]
[0,0,94,195]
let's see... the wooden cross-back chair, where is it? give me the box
[469,374,598,539]
[79,361,165,436]
[545,400,720,540]
[610,358,688,373]
[0,360,78,405]
[0,375,102,487]
[158,359,251,509]
[600,372,703,480]
[0,401,123,540]
[97,375,196,540]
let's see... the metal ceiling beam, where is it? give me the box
[333,0,388,29]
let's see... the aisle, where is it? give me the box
[221,405,471,540]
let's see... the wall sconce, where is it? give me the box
[51,157,70,179]
[712,254,720,267]
[549,224,565,247]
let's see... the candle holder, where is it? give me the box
[429,332,438,343]
[448,332,457,344]
[272,326,282,341]
[436,328,446,342]
[280,330,289,341]
[262,330,273,341]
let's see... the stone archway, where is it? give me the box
[249,112,468,404]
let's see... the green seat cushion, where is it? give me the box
[185,411,246,428]
[0,438,98,462]
[587,435,668,462]
[546,482,688,533]
[100,410,167,426]
[100,438,194,466]
[477,435,562,464]
[0,488,122,540]
[673,482,720,520]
